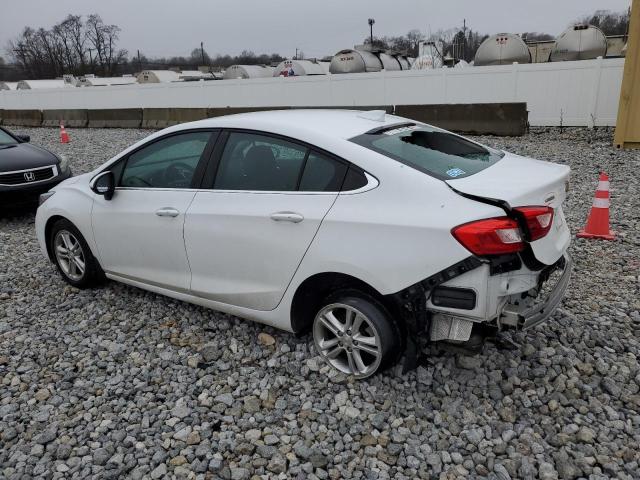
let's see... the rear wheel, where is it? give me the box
[312,293,398,378]
[50,219,103,288]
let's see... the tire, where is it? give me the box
[312,292,399,379]
[49,219,104,288]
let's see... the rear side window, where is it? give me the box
[299,152,347,192]
[350,125,504,180]
[214,132,307,191]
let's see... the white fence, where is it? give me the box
[0,58,624,127]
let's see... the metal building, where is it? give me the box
[411,54,443,70]
[222,65,275,79]
[549,25,608,61]
[475,33,531,66]
[136,70,181,83]
[273,59,329,77]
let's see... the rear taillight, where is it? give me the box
[514,206,554,241]
[452,217,524,256]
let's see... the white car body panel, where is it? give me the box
[34,109,572,338]
[91,189,196,291]
[184,190,338,310]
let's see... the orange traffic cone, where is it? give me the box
[577,172,614,240]
[60,123,70,144]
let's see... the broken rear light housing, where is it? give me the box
[452,217,524,256]
[514,206,554,241]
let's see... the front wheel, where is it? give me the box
[312,293,398,379]
[50,219,103,288]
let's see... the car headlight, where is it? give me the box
[39,191,55,206]
[57,154,69,173]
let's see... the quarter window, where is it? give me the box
[214,132,307,191]
[299,152,347,192]
[120,132,211,188]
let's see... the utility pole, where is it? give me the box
[368,18,375,46]
[295,48,298,60]
[137,49,141,71]
[200,41,205,65]
[462,18,466,61]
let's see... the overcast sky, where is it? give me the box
[1,0,631,60]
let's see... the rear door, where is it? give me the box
[183,130,348,311]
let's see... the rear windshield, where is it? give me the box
[350,124,504,180]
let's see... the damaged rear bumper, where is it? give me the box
[499,253,572,330]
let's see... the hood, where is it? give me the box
[0,143,59,172]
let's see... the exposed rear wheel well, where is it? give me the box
[290,272,405,340]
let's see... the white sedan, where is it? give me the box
[36,110,572,378]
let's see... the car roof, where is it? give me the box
[171,109,408,141]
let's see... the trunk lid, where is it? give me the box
[446,152,571,265]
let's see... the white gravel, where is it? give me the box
[1,126,639,480]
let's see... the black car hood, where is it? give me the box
[0,143,59,171]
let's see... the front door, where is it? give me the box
[91,130,216,291]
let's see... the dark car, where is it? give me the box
[0,126,72,208]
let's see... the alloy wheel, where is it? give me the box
[313,303,383,378]
[54,230,86,282]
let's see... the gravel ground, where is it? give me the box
[1,126,639,480]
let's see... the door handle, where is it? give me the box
[155,207,180,217]
[270,212,304,223]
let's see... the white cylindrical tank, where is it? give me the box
[273,59,329,77]
[222,65,274,79]
[475,33,531,66]
[0,82,18,90]
[16,79,73,89]
[549,25,607,61]
[329,49,382,74]
[78,76,138,87]
[394,55,411,70]
[179,70,214,81]
[136,70,181,83]
[378,53,402,71]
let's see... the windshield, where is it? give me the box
[350,124,504,180]
[0,129,18,146]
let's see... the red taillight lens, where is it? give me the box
[452,217,524,256]
[514,206,554,241]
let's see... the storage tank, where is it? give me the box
[273,59,329,77]
[136,70,181,83]
[78,75,138,87]
[378,52,402,71]
[222,65,274,79]
[329,49,382,74]
[0,82,18,90]
[475,33,531,66]
[549,25,607,61]
[394,55,411,70]
[16,79,73,89]
[179,70,214,81]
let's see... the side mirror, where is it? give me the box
[91,171,115,200]
[16,134,30,143]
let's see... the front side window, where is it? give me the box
[350,124,504,180]
[120,132,211,188]
[214,132,307,191]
